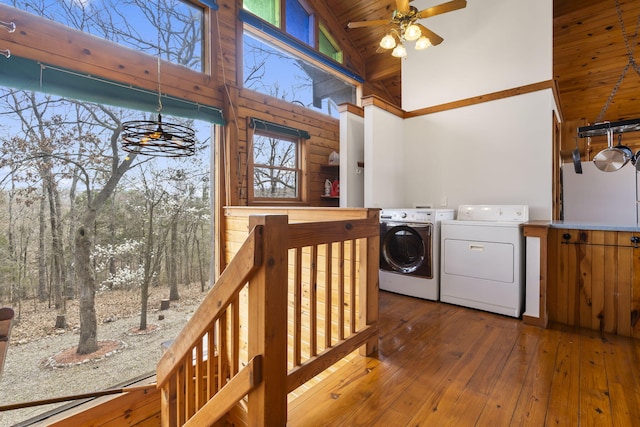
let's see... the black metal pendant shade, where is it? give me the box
[122,113,196,157]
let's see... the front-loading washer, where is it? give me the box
[440,205,528,317]
[379,208,454,301]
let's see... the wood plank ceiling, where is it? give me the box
[324,0,640,124]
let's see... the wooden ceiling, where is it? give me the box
[324,0,640,124]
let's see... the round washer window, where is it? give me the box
[381,225,426,274]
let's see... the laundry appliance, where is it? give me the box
[440,205,529,317]
[379,208,454,301]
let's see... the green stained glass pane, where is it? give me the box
[244,0,280,27]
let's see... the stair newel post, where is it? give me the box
[247,214,289,425]
[359,209,380,356]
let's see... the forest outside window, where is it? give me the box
[249,121,308,203]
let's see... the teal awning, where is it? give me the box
[0,55,225,125]
[250,117,310,139]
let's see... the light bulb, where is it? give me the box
[379,34,396,50]
[415,36,432,50]
[404,24,421,41]
[392,43,407,58]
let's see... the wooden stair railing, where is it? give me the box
[156,213,379,426]
[285,217,379,393]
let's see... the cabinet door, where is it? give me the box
[548,228,638,337]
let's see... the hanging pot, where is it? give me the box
[572,137,582,174]
[593,130,631,172]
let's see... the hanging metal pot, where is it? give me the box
[593,129,631,172]
[572,137,582,174]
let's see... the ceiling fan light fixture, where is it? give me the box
[415,35,432,50]
[380,33,397,50]
[392,43,407,58]
[404,24,422,41]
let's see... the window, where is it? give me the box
[0,86,214,425]
[286,0,313,46]
[243,0,280,26]
[249,119,308,202]
[1,0,205,72]
[319,22,342,63]
[243,31,356,117]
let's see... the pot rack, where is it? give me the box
[577,0,640,139]
[577,118,640,138]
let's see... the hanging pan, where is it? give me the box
[572,137,582,174]
[593,129,632,172]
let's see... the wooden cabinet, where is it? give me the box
[547,228,640,338]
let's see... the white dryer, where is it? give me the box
[440,205,528,317]
[379,208,454,301]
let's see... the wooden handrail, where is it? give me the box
[287,218,379,248]
[156,224,263,384]
[0,384,156,412]
[157,212,379,426]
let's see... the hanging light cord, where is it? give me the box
[156,56,162,113]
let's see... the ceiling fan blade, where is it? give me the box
[417,24,443,46]
[396,0,411,13]
[417,0,467,19]
[347,19,390,29]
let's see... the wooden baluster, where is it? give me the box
[338,241,345,341]
[310,244,318,356]
[325,242,333,349]
[294,247,303,367]
[350,239,357,335]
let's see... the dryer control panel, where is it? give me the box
[456,205,529,222]
[380,208,454,223]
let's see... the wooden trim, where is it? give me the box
[523,222,550,329]
[404,80,556,118]
[338,103,364,117]
[361,95,405,118]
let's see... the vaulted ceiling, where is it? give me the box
[323,0,640,124]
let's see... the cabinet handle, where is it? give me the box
[469,244,484,251]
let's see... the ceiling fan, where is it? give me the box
[347,0,467,58]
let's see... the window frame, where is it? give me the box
[248,124,309,205]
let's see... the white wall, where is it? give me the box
[352,0,555,219]
[402,90,554,220]
[339,110,365,207]
[364,105,405,208]
[402,0,553,110]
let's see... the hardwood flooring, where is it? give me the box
[287,290,640,426]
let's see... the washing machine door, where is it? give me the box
[380,223,432,278]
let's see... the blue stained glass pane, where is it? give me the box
[286,0,311,45]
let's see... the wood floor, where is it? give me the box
[287,290,640,426]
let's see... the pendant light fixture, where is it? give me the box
[121,3,196,157]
